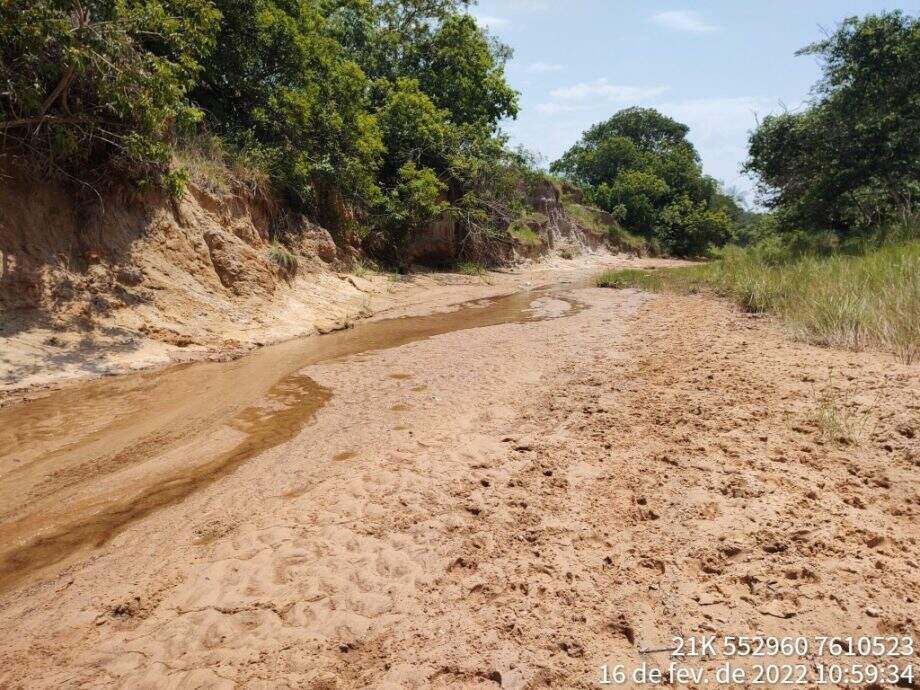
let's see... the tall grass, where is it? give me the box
[267,240,298,276]
[173,133,273,199]
[597,241,920,363]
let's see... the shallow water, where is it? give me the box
[0,285,587,593]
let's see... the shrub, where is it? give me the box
[508,224,543,246]
[1,0,219,186]
[267,240,298,276]
[455,260,485,275]
[173,133,274,199]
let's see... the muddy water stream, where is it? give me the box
[0,285,586,593]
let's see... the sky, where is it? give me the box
[469,0,910,206]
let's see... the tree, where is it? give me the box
[191,0,384,213]
[745,11,920,233]
[417,15,518,128]
[2,0,527,263]
[376,161,449,267]
[552,107,738,255]
[1,0,220,188]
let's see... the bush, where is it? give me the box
[267,240,298,276]
[508,223,543,246]
[455,260,485,275]
[0,0,219,186]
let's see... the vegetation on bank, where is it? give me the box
[596,240,919,362]
[0,0,530,263]
[2,4,916,275]
[562,202,648,255]
[745,11,919,236]
[599,11,919,362]
[550,107,742,256]
[0,0,726,266]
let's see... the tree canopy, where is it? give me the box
[0,0,220,190]
[1,0,521,257]
[745,11,920,234]
[551,107,737,256]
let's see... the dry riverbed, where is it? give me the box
[0,268,918,688]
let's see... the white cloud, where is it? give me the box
[526,62,564,74]
[654,96,779,199]
[651,11,717,33]
[549,79,667,103]
[471,14,510,30]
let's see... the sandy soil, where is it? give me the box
[1,285,918,688]
[0,253,682,404]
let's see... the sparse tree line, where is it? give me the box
[2,4,917,261]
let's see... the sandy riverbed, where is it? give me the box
[0,270,917,688]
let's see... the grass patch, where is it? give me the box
[174,133,273,199]
[507,211,548,246]
[565,202,648,254]
[595,268,663,291]
[267,240,298,275]
[455,260,486,276]
[508,223,543,246]
[596,241,920,362]
[808,374,880,446]
[352,259,380,278]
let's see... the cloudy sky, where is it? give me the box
[471,0,903,206]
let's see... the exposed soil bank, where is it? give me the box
[1,168,638,401]
[0,253,678,403]
[0,286,917,688]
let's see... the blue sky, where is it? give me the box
[470,0,910,205]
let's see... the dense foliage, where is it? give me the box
[745,11,920,235]
[551,108,738,256]
[1,0,523,261]
[0,0,220,190]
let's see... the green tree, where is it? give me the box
[192,0,383,214]
[745,11,920,233]
[377,161,450,266]
[1,0,220,187]
[373,77,451,182]
[552,107,738,255]
[417,15,518,128]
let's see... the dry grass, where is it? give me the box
[267,240,298,276]
[173,134,273,200]
[597,241,920,363]
[564,202,647,254]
